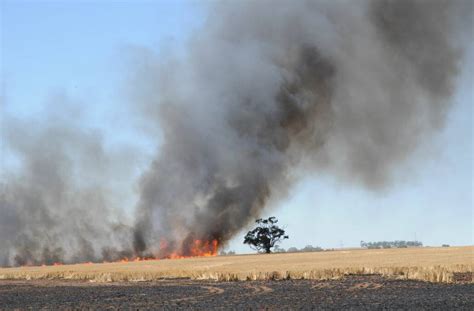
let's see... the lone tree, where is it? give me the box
[243,217,288,253]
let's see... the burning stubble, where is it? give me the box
[0,0,471,266]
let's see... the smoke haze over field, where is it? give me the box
[0,98,138,266]
[1,0,471,265]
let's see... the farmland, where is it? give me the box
[1,246,472,309]
[0,246,472,283]
[1,275,473,309]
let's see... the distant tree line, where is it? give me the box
[360,240,423,249]
[273,245,324,253]
[219,250,236,256]
[220,246,325,255]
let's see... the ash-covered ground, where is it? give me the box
[0,275,472,310]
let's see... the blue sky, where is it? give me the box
[1,0,472,253]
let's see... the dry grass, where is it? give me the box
[0,246,472,283]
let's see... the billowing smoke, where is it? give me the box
[0,0,470,265]
[131,0,468,256]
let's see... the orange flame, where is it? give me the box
[19,239,219,267]
[190,239,219,257]
[164,239,219,259]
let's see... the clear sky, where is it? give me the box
[1,0,472,254]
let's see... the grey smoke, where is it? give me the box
[0,0,470,265]
[131,0,468,256]
[0,96,137,266]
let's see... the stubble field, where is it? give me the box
[1,247,472,309]
[0,246,472,283]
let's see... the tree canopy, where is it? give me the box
[243,217,288,253]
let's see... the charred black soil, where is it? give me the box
[0,275,472,310]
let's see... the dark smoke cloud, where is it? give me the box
[131,0,468,256]
[0,0,470,265]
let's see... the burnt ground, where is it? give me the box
[0,275,472,310]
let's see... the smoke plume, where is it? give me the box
[0,0,470,265]
[131,0,467,256]
[0,97,137,266]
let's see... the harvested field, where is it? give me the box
[1,275,473,310]
[0,246,472,283]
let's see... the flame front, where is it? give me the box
[190,239,219,257]
[21,239,219,267]
[167,239,219,259]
